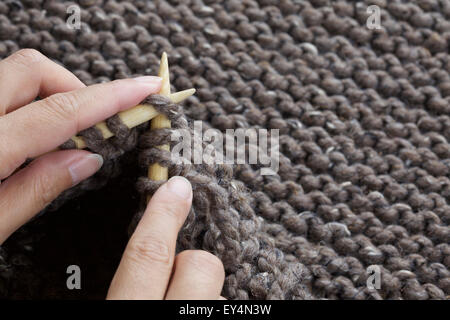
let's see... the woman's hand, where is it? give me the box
[0,49,162,244]
[0,49,225,299]
[107,176,225,300]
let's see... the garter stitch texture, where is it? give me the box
[0,0,449,299]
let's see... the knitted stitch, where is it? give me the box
[0,0,449,299]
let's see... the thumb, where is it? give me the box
[0,150,103,244]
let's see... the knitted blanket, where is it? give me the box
[0,0,449,300]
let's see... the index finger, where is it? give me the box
[0,76,161,179]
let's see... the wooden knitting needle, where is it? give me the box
[68,88,195,149]
[148,52,171,182]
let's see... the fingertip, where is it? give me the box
[142,176,192,228]
[68,153,103,186]
[165,250,225,300]
[165,176,192,200]
[133,76,162,85]
[109,77,163,113]
[130,76,162,94]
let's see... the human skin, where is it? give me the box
[0,49,225,300]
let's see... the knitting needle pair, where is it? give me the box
[67,52,195,184]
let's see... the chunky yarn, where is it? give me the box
[0,0,449,299]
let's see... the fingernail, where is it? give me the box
[133,76,162,84]
[166,176,192,200]
[68,154,104,186]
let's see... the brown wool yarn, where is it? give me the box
[0,0,449,299]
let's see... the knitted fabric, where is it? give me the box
[0,0,449,299]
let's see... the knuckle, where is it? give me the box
[179,250,225,280]
[8,49,44,67]
[126,235,173,269]
[42,92,80,128]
